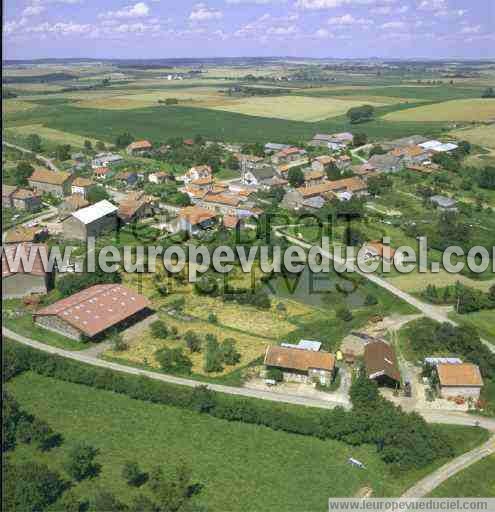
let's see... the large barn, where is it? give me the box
[33,284,151,340]
[364,341,401,388]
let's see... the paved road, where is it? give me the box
[275,229,495,354]
[401,435,495,497]
[2,327,350,410]
[3,140,60,172]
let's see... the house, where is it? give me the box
[390,145,431,165]
[28,168,73,197]
[437,363,483,400]
[264,345,336,385]
[302,168,327,187]
[3,185,18,208]
[91,152,123,169]
[148,171,173,184]
[309,132,354,149]
[2,243,53,299]
[126,140,152,155]
[223,215,243,230]
[178,206,217,235]
[364,341,401,387]
[182,165,212,185]
[271,147,307,166]
[118,193,156,224]
[311,155,335,173]
[335,154,352,170]
[238,154,265,175]
[116,171,138,187]
[58,194,90,219]
[264,142,290,154]
[62,200,118,241]
[282,181,337,210]
[198,192,242,216]
[241,165,276,188]
[33,284,151,341]
[93,167,111,180]
[430,195,457,211]
[351,162,378,179]
[3,186,42,211]
[361,240,400,264]
[368,154,404,173]
[4,225,48,245]
[325,177,368,199]
[71,177,95,199]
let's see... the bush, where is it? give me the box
[221,338,241,365]
[155,347,192,375]
[203,336,223,373]
[336,306,353,322]
[266,367,284,382]
[364,294,378,306]
[122,461,147,487]
[208,312,218,324]
[150,320,169,339]
[184,331,202,353]
[65,442,101,481]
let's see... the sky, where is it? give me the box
[3,0,494,60]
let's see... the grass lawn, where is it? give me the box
[429,455,495,497]
[2,300,89,351]
[449,124,495,150]
[6,371,491,510]
[449,310,495,346]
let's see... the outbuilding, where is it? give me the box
[437,363,484,400]
[62,199,118,240]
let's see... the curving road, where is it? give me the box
[3,140,60,172]
[274,229,495,354]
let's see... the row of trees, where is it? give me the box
[422,282,495,314]
[4,341,455,471]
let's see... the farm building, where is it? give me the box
[437,363,484,400]
[364,341,401,388]
[62,200,118,241]
[126,140,152,155]
[58,194,90,219]
[33,284,151,340]
[368,154,404,173]
[182,165,212,185]
[4,225,48,245]
[118,194,156,224]
[361,241,400,264]
[241,165,276,188]
[3,185,42,211]
[91,152,123,169]
[148,171,173,184]
[28,168,73,197]
[430,195,457,211]
[264,345,336,385]
[311,155,335,173]
[2,243,53,299]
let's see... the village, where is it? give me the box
[3,126,491,420]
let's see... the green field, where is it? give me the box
[429,455,495,497]
[6,371,490,511]
[3,102,447,144]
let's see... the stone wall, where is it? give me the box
[34,314,83,341]
[2,274,48,299]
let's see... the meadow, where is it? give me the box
[429,455,495,497]
[384,99,495,122]
[7,371,490,510]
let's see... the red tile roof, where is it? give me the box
[34,284,150,337]
[264,345,335,372]
[29,169,71,186]
[364,341,401,382]
[437,363,484,387]
[127,140,152,151]
[179,206,217,225]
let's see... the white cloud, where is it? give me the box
[380,20,406,29]
[225,0,283,4]
[461,24,481,34]
[418,0,446,12]
[99,2,150,20]
[26,21,93,34]
[296,0,396,9]
[314,27,332,38]
[22,4,46,16]
[189,3,223,21]
[328,14,373,25]
[266,25,297,35]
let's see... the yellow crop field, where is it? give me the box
[449,124,495,149]
[207,95,386,121]
[2,100,38,114]
[384,99,495,122]
[5,124,99,148]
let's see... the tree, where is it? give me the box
[6,462,66,512]
[65,442,100,481]
[266,367,283,382]
[353,132,367,147]
[86,185,109,203]
[95,140,106,151]
[184,331,202,353]
[110,331,128,352]
[220,338,241,365]
[155,347,192,375]
[478,167,495,190]
[89,490,127,512]
[84,139,93,152]
[346,105,374,124]
[288,167,305,187]
[130,495,158,512]
[482,86,495,98]
[115,131,133,148]
[15,161,34,186]
[336,305,353,322]
[58,491,83,512]
[204,335,223,373]
[226,154,239,170]
[367,174,392,196]
[365,294,378,306]
[150,320,169,339]
[55,144,72,161]
[27,133,42,152]
[122,461,147,487]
